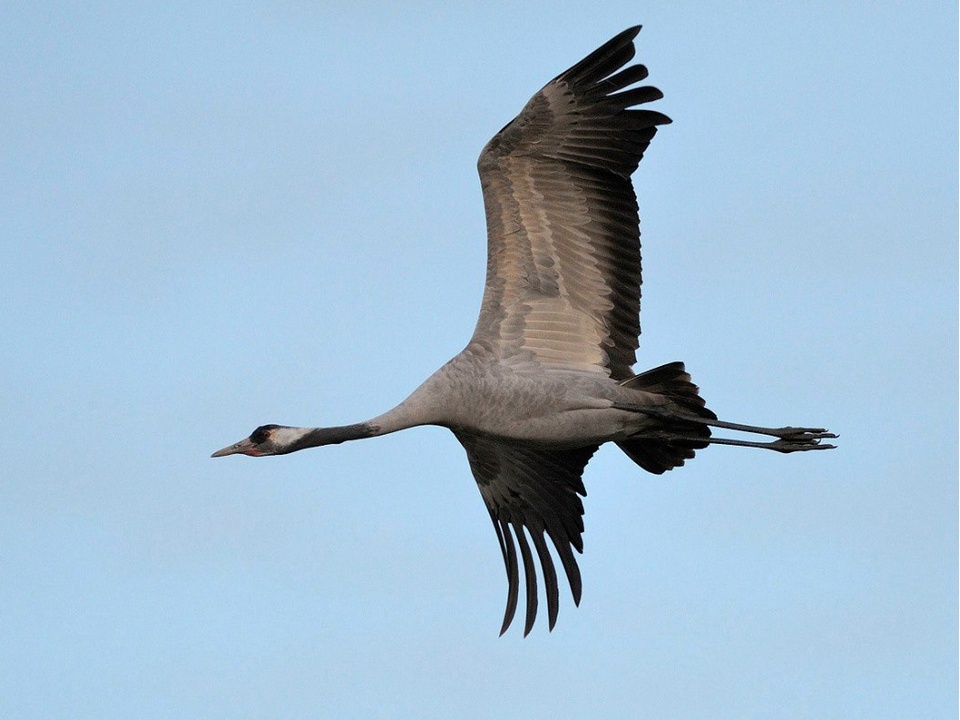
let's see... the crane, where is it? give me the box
[212,26,835,636]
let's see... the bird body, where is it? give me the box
[384,357,655,444]
[213,26,835,635]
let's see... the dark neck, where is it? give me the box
[287,423,378,452]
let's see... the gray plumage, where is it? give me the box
[212,26,835,636]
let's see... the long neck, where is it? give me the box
[284,423,377,452]
[280,376,446,453]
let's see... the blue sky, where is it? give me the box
[2,2,956,718]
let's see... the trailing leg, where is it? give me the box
[658,430,836,453]
[612,362,836,473]
[615,403,836,453]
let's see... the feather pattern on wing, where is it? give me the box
[470,25,670,380]
[455,430,598,635]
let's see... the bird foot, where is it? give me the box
[768,427,837,452]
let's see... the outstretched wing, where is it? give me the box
[455,430,598,635]
[471,26,670,380]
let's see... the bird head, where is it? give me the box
[211,424,286,457]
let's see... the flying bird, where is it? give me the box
[212,26,835,636]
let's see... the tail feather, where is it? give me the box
[616,362,715,474]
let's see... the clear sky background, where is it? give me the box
[2,3,956,718]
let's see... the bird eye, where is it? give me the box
[251,425,274,443]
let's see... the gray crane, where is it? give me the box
[212,26,835,636]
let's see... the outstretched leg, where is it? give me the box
[615,403,837,453]
[682,431,836,453]
[698,419,836,452]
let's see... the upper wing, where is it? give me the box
[471,26,670,380]
[455,430,598,636]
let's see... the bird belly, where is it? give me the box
[442,376,651,445]
[490,406,642,446]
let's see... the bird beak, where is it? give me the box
[211,437,257,458]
